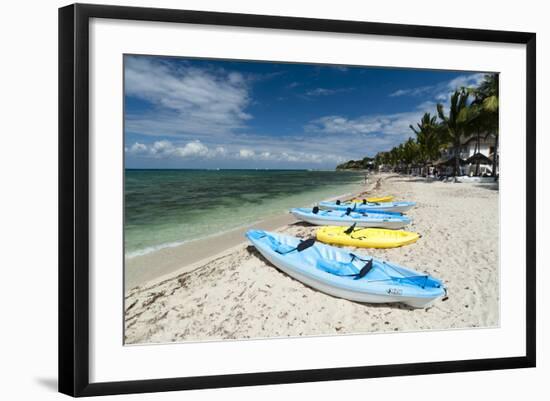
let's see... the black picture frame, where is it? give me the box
[59,3,536,397]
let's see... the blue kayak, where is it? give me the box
[246,230,445,308]
[291,207,410,229]
[319,200,416,213]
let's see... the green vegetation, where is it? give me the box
[336,156,375,170]
[468,74,499,175]
[358,74,499,176]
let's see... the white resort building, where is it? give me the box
[436,133,497,177]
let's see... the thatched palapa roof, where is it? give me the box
[465,152,493,165]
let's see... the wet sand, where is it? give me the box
[125,213,297,290]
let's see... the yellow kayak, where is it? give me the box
[351,196,394,203]
[316,226,420,249]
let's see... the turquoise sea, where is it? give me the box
[125,169,364,258]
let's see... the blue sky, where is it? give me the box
[124,55,487,169]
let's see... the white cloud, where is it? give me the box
[125,56,252,137]
[390,73,487,101]
[259,151,272,159]
[176,141,209,158]
[433,73,486,102]
[305,87,352,97]
[149,140,175,157]
[306,88,334,96]
[214,146,227,156]
[389,89,408,97]
[416,100,437,111]
[227,72,244,85]
[306,111,422,137]
[126,139,347,165]
[127,139,215,159]
[128,142,147,154]
[446,73,485,91]
[238,149,255,159]
[389,85,434,97]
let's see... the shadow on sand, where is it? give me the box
[474,183,499,191]
[391,177,437,183]
[390,176,499,191]
[288,221,314,228]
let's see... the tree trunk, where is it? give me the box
[492,132,499,178]
[454,141,460,177]
[475,130,481,176]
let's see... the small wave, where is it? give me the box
[125,220,261,260]
[125,240,189,259]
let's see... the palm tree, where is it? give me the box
[396,143,406,172]
[402,137,420,174]
[460,101,495,176]
[468,104,484,175]
[468,74,499,177]
[410,112,443,173]
[380,151,389,169]
[374,151,391,170]
[437,89,472,176]
[388,145,402,171]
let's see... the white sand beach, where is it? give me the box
[124,174,499,344]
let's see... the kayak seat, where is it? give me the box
[247,230,266,240]
[265,235,296,254]
[316,259,358,276]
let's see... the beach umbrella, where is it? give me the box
[465,152,492,165]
